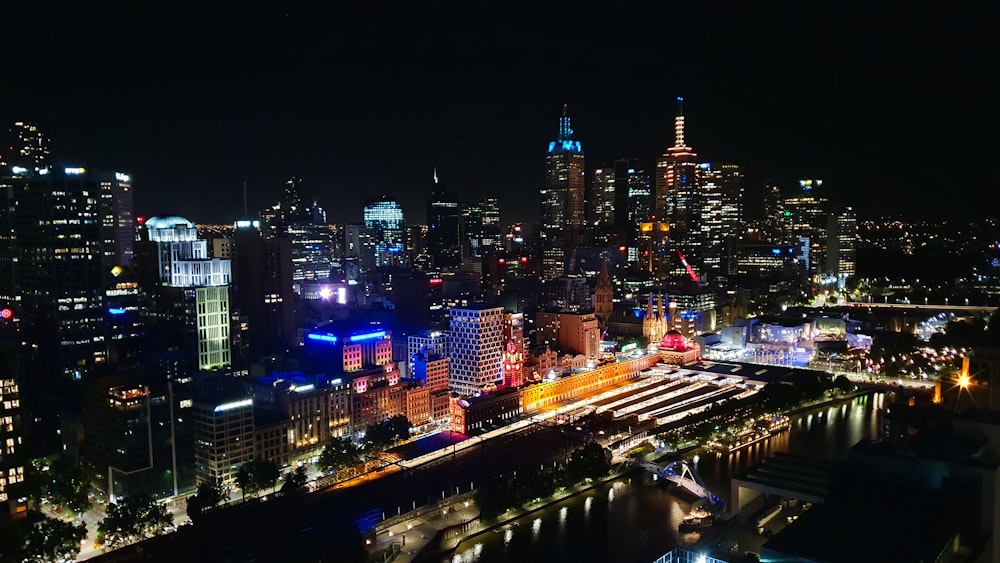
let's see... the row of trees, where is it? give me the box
[316,415,413,474]
[95,494,171,551]
[475,442,612,520]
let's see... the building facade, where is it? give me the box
[448,305,505,396]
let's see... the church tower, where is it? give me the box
[593,257,613,323]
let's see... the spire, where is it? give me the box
[647,292,654,317]
[433,167,439,184]
[673,97,686,149]
[596,256,612,290]
[558,103,573,142]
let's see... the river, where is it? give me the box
[446,392,887,563]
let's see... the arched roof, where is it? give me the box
[145,215,194,229]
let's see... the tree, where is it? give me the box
[280,465,309,495]
[187,478,224,523]
[96,494,171,551]
[251,458,281,495]
[22,516,87,563]
[364,415,412,451]
[21,456,95,515]
[235,464,254,503]
[317,437,362,473]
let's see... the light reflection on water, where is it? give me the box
[447,393,885,563]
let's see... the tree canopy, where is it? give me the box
[364,415,412,451]
[96,494,171,551]
[317,436,363,474]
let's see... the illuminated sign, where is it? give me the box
[306,333,337,343]
[115,172,130,182]
[349,330,386,342]
[0,308,12,320]
[64,167,86,175]
[108,308,127,315]
[291,384,315,394]
[213,398,252,413]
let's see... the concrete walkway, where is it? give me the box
[369,500,480,562]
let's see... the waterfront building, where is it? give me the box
[448,305,505,396]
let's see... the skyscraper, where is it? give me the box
[655,98,701,275]
[827,206,857,285]
[783,179,830,276]
[591,166,616,229]
[699,163,744,277]
[363,197,406,268]
[462,196,502,259]
[615,159,652,237]
[427,170,461,268]
[541,105,585,246]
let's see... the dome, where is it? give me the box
[144,215,194,230]
[660,330,689,351]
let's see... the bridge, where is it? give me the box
[638,459,726,512]
[847,302,997,313]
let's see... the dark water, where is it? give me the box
[446,393,886,563]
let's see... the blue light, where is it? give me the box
[548,142,556,153]
[307,333,337,343]
[108,308,127,315]
[771,248,781,255]
[349,330,387,342]
[699,162,711,170]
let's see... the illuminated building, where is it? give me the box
[698,163,743,276]
[667,287,716,337]
[193,396,254,486]
[0,344,24,509]
[408,352,451,424]
[541,105,585,246]
[762,179,786,241]
[826,206,857,285]
[448,305,504,396]
[782,179,830,275]
[637,221,671,275]
[243,373,351,458]
[303,323,393,373]
[655,98,702,276]
[288,222,333,285]
[427,171,462,268]
[617,159,652,236]
[641,294,669,343]
[591,166,616,228]
[502,312,524,387]
[462,196,502,260]
[363,197,406,268]
[3,121,50,168]
[657,331,701,364]
[407,331,449,363]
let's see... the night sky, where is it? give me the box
[2,3,995,224]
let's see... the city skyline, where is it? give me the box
[1,4,995,225]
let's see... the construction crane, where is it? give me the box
[676,250,699,283]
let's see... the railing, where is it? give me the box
[651,547,730,563]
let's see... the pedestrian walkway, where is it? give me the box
[369,500,480,562]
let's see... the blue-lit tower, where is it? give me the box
[363,197,406,268]
[542,105,585,246]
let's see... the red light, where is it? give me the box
[429,278,443,285]
[498,258,505,264]
[618,246,626,252]
[520,257,528,263]
[136,216,146,225]
[0,308,12,320]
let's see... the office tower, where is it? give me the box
[826,206,857,286]
[699,163,744,277]
[3,122,50,168]
[655,98,701,274]
[99,171,136,273]
[541,105,585,246]
[287,222,333,285]
[461,196,502,260]
[591,167,616,228]
[448,305,504,396]
[193,396,254,486]
[615,159,652,236]
[233,224,296,356]
[363,197,406,268]
[783,179,830,276]
[427,171,462,268]
[762,179,785,240]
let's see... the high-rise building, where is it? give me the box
[783,179,830,276]
[762,179,785,241]
[427,171,462,268]
[363,197,406,268]
[0,344,24,509]
[616,159,652,236]
[462,197,502,260]
[591,166,616,229]
[99,171,135,273]
[287,222,333,284]
[655,98,701,275]
[827,206,857,285]
[3,122,50,168]
[448,305,504,396]
[699,163,744,277]
[541,105,585,246]
[193,396,254,486]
